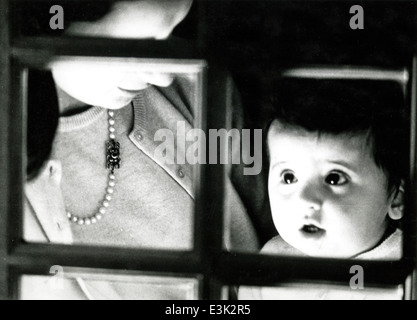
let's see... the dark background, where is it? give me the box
[176,0,416,123]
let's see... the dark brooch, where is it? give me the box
[107,139,121,173]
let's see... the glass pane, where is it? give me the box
[227,74,409,261]
[258,77,407,261]
[19,268,200,300]
[24,59,205,251]
[239,282,404,300]
[219,1,414,262]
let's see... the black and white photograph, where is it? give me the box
[1,0,417,303]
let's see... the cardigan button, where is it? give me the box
[135,131,143,141]
[177,167,185,178]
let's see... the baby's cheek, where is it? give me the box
[320,201,355,233]
[326,203,372,248]
[272,199,297,228]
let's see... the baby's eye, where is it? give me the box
[325,172,348,186]
[280,170,298,185]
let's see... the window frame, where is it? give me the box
[1,0,416,301]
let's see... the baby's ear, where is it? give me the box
[388,181,405,221]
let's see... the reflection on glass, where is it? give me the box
[19,268,199,300]
[239,283,404,300]
[24,61,205,250]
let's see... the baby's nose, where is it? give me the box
[298,181,323,212]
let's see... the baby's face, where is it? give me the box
[267,120,395,258]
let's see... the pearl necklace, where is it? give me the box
[67,110,121,226]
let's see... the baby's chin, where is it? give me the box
[281,233,359,259]
[295,242,369,259]
[289,244,349,259]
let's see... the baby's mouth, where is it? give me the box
[301,224,325,234]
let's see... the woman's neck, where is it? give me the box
[56,85,91,117]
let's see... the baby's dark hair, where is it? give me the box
[265,78,409,195]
